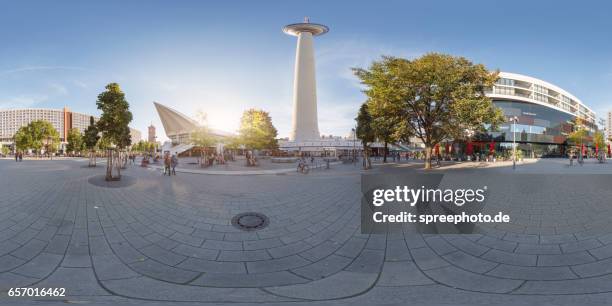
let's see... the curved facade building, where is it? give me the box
[483,72,597,157]
[0,107,142,150]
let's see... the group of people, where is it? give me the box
[14,152,23,162]
[163,153,179,176]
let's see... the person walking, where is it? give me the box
[19,152,23,162]
[163,153,171,175]
[171,154,178,176]
[15,151,18,162]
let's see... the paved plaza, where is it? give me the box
[1,158,612,305]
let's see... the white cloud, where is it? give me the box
[0,94,48,109]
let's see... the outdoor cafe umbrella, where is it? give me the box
[435,144,440,156]
[608,144,611,157]
[466,142,473,155]
[596,143,599,155]
[489,141,495,154]
[445,143,450,155]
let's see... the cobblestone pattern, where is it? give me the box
[1,159,612,304]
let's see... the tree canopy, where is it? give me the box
[13,120,60,154]
[353,53,505,168]
[238,109,278,150]
[96,83,133,149]
[83,116,100,151]
[66,128,84,154]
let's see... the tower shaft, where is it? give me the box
[290,31,320,141]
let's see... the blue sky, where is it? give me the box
[1,0,612,140]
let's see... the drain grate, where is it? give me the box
[231,212,269,231]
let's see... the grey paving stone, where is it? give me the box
[102,276,291,302]
[299,240,341,261]
[377,261,434,286]
[0,272,38,291]
[10,238,47,260]
[0,254,25,272]
[266,271,377,300]
[410,247,450,270]
[217,249,271,261]
[571,257,612,277]
[538,251,596,266]
[291,254,352,279]
[191,270,309,287]
[514,243,561,255]
[487,264,577,280]
[445,236,490,256]
[425,265,523,293]
[476,236,517,252]
[62,254,92,268]
[139,244,186,266]
[515,274,612,294]
[242,237,284,250]
[92,254,140,280]
[177,257,246,273]
[335,237,367,258]
[267,241,312,258]
[345,249,384,273]
[111,242,146,264]
[442,250,498,274]
[36,267,110,296]
[588,243,612,260]
[201,239,243,251]
[129,259,200,283]
[482,249,537,266]
[12,252,62,278]
[246,255,310,274]
[560,239,602,253]
[172,244,218,260]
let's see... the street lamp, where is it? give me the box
[510,116,518,170]
[351,127,356,165]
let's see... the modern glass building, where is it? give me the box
[481,72,597,157]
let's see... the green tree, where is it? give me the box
[66,128,83,155]
[14,120,60,158]
[83,116,100,166]
[238,109,278,151]
[593,130,606,158]
[96,83,133,180]
[1,145,10,156]
[354,53,504,169]
[356,102,375,169]
[14,126,32,153]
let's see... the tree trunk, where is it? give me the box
[89,150,96,167]
[106,149,113,180]
[383,141,388,163]
[424,146,433,169]
[115,150,122,179]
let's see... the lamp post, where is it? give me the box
[510,116,518,170]
[352,127,356,165]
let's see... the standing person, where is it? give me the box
[15,151,18,162]
[171,154,178,175]
[163,153,171,175]
[19,152,23,162]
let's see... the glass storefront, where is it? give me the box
[475,100,592,157]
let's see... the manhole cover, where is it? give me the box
[231,212,269,231]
